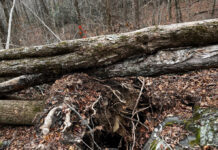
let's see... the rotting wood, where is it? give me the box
[0,100,44,125]
[0,73,57,95]
[93,45,218,77]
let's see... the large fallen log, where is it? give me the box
[94,45,218,77]
[0,45,217,95]
[0,100,44,125]
[0,19,218,77]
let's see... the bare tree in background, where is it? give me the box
[132,0,140,28]
[167,0,172,20]
[152,0,157,25]
[175,0,183,23]
[6,0,16,49]
[123,0,128,25]
[74,0,83,38]
[0,0,9,46]
[105,0,112,32]
[211,0,216,17]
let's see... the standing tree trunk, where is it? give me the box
[105,0,112,32]
[0,0,9,45]
[167,0,172,21]
[211,0,216,17]
[123,0,128,25]
[157,0,162,24]
[174,0,183,23]
[132,0,140,29]
[74,0,83,38]
[152,0,157,25]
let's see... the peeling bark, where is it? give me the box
[93,45,218,77]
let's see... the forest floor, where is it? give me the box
[0,68,217,150]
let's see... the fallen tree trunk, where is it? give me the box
[94,45,218,77]
[0,100,44,125]
[0,74,58,95]
[0,19,218,77]
[0,45,217,95]
[0,74,43,94]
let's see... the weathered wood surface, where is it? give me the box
[0,100,44,125]
[0,74,58,95]
[0,19,218,77]
[94,45,218,77]
[0,74,43,94]
[1,44,217,95]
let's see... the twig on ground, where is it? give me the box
[132,77,145,117]
[105,85,126,103]
[91,95,102,116]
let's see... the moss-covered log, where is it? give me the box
[0,19,218,77]
[0,100,44,125]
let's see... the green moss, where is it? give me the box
[165,121,177,126]
[33,106,42,112]
[135,32,142,35]
[150,139,158,150]
[151,25,160,32]
[119,35,128,42]
[97,43,103,48]
[170,23,218,46]
[196,128,201,144]
[189,128,201,146]
[58,41,68,46]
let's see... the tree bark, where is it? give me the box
[167,0,172,21]
[105,0,112,32]
[0,19,218,77]
[132,0,140,28]
[0,100,44,125]
[93,45,218,77]
[0,74,47,94]
[174,0,183,23]
[211,0,216,17]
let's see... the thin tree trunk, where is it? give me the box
[167,0,172,21]
[74,1,82,25]
[152,0,157,25]
[123,0,128,24]
[175,0,183,23]
[6,0,16,49]
[133,0,140,29]
[211,0,216,17]
[105,0,112,32]
[157,0,162,24]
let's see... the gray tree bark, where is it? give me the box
[0,19,218,94]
